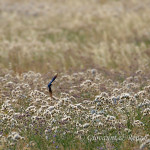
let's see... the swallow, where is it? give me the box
[48,73,58,97]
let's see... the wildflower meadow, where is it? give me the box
[0,0,150,150]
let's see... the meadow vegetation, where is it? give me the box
[0,0,150,73]
[0,0,150,150]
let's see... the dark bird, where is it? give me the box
[48,73,58,97]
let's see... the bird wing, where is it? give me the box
[48,73,58,87]
[51,73,58,83]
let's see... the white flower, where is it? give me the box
[48,106,55,111]
[120,93,130,99]
[83,123,90,128]
[140,139,150,150]
[8,132,24,141]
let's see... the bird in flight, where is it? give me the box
[48,73,58,98]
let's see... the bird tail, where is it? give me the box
[49,92,52,98]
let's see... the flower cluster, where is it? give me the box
[0,68,150,149]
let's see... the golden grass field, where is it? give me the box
[0,0,150,73]
[0,0,150,150]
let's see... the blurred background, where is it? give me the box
[0,0,150,74]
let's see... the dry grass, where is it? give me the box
[0,0,150,150]
[0,0,150,73]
